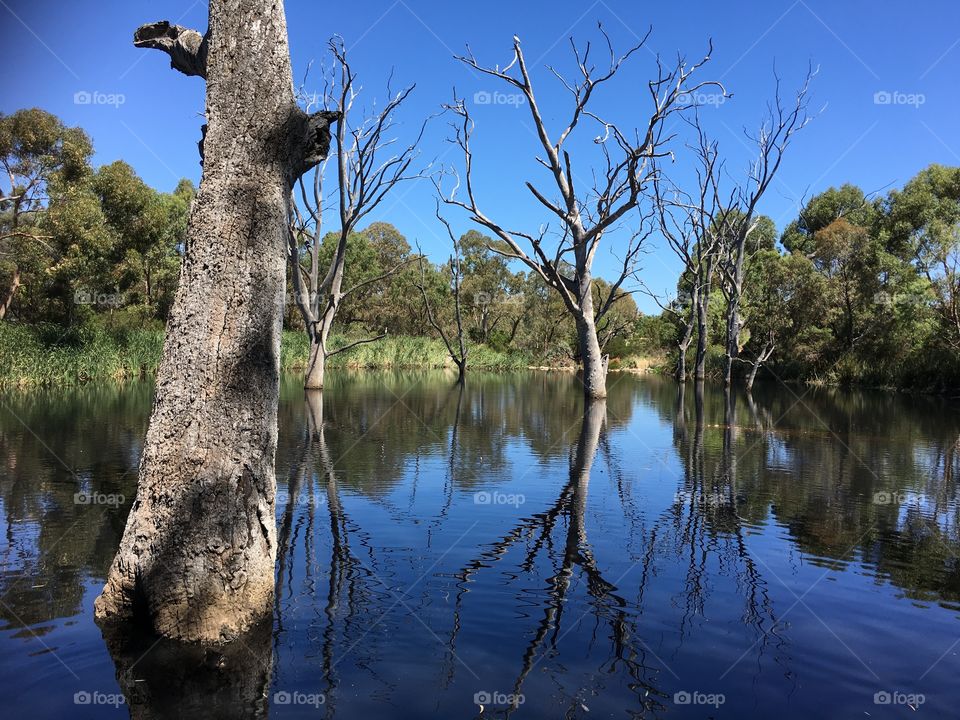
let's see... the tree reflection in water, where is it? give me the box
[1,372,959,717]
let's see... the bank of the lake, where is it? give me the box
[3,322,956,393]
[0,323,543,387]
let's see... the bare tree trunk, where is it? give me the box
[573,270,606,398]
[745,354,760,393]
[694,253,719,381]
[674,284,698,382]
[0,265,20,319]
[694,285,710,381]
[745,338,774,394]
[304,332,326,390]
[95,0,335,643]
[723,271,743,387]
[577,313,608,399]
[676,339,689,382]
[288,42,417,391]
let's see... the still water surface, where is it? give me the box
[1,371,958,718]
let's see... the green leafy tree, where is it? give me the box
[781,183,880,255]
[92,162,193,321]
[457,229,516,344]
[0,108,93,320]
[884,164,960,350]
[740,249,828,387]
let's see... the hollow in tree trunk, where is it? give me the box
[94,0,335,643]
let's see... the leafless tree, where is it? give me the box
[288,36,423,389]
[438,26,721,399]
[650,119,729,381]
[651,69,813,386]
[415,207,468,382]
[717,69,814,387]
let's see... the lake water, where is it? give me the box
[1,371,958,718]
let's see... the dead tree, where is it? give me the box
[439,27,720,399]
[415,208,468,382]
[288,36,422,389]
[650,120,728,381]
[717,70,813,387]
[95,2,337,643]
[745,333,775,393]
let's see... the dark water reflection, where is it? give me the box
[1,372,959,718]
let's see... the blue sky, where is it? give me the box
[2,0,959,312]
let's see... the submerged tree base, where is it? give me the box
[100,617,273,718]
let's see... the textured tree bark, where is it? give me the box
[95,0,335,643]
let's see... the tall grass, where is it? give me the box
[0,324,529,387]
[281,332,528,372]
[0,323,165,387]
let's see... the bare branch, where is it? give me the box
[326,332,388,358]
[133,21,209,78]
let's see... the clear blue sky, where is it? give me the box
[2,0,958,312]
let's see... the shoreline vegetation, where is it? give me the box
[0,322,662,388]
[2,107,959,397]
[3,322,956,397]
